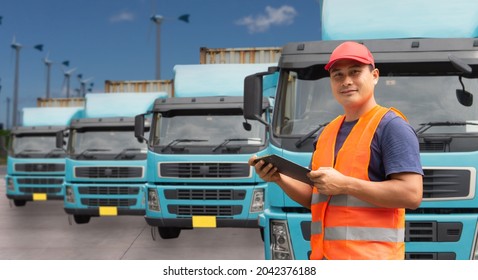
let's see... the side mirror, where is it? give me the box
[244,68,278,127]
[456,76,473,107]
[56,131,65,149]
[457,89,473,107]
[449,56,474,107]
[135,114,148,144]
[244,74,265,122]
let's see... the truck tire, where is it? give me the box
[74,215,91,224]
[158,227,181,239]
[13,200,27,207]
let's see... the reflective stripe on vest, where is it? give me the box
[309,105,406,260]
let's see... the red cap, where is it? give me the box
[325,41,375,71]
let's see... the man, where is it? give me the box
[249,41,423,260]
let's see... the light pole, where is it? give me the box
[6,97,10,130]
[11,41,21,128]
[150,15,163,80]
[11,39,43,127]
[43,56,53,98]
[150,13,189,80]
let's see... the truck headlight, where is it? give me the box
[6,177,14,191]
[148,188,160,211]
[271,220,294,260]
[65,185,75,203]
[250,189,264,213]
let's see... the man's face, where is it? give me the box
[329,59,379,110]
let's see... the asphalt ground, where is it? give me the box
[0,166,265,260]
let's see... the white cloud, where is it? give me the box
[109,11,135,23]
[236,5,298,33]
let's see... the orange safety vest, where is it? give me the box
[309,105,407,260]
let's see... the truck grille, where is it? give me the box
[405,252,456,260]
[17,178,63,185]
[405,221,462,242]
[15,163,65,172]
[420,142,446,152]
[423,168,471,199]
[81,198,136,207]
[78,186,140,195]
[75,166,143,178]
[168,205,242,216]
[159,162,250,178]
[164,189,246,200]
[19,187,62,194]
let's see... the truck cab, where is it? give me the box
[244,0,478,260]
[135,64,277,239]
[5,107,83,206]
[62,92,166,224]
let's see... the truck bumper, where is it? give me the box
[145,216,259,228]
[64,207,145,216]
[7,194,63,201]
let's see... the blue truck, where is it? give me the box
[60,92,166,224]
[243,0,478,260]
[5,107,83,206]
[134,64,277,239]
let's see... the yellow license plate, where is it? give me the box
[192,216,216,228]
[33,193,47,201]
[99,206,118,216]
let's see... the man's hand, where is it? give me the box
[248,155,281,183]
[308,167,348,196]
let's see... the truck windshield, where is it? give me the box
[10,133,65,158]
[69,127,147,160]
[152,113,266,152]
[275,70,478,137]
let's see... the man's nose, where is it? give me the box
[342,75,353,86]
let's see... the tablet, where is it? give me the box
[254,154,312,185]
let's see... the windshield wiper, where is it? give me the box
[114,148,144,159]
[45,148,65,158]
[212,138,261,152]
[161,139,208,152]
[76,148,111,159]
[295,122,329,148]
[14,149,42,158]
[415,121,478,134]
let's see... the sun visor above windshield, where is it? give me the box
[21,107,84,127]
[321,0,478,40]
[173,63,276,98]
[84,92,167,118]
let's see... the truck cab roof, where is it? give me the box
[153,96,270,115]
[69,117,136,129]
[280,38,478,78]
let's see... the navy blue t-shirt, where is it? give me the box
[311,111,424,181]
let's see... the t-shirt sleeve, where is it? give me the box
[381,117,424,177]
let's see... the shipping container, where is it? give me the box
[199,47,281,64]
[104,80,174,96]
[37,97,85,108]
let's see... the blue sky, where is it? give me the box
[0,0,322,128]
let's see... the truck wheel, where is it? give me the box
[158,227,181,239]
[74,215,91,224]
[13,200,27,207]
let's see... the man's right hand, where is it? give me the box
[249,155,281,183]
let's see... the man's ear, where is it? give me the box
[372,68,379,84]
